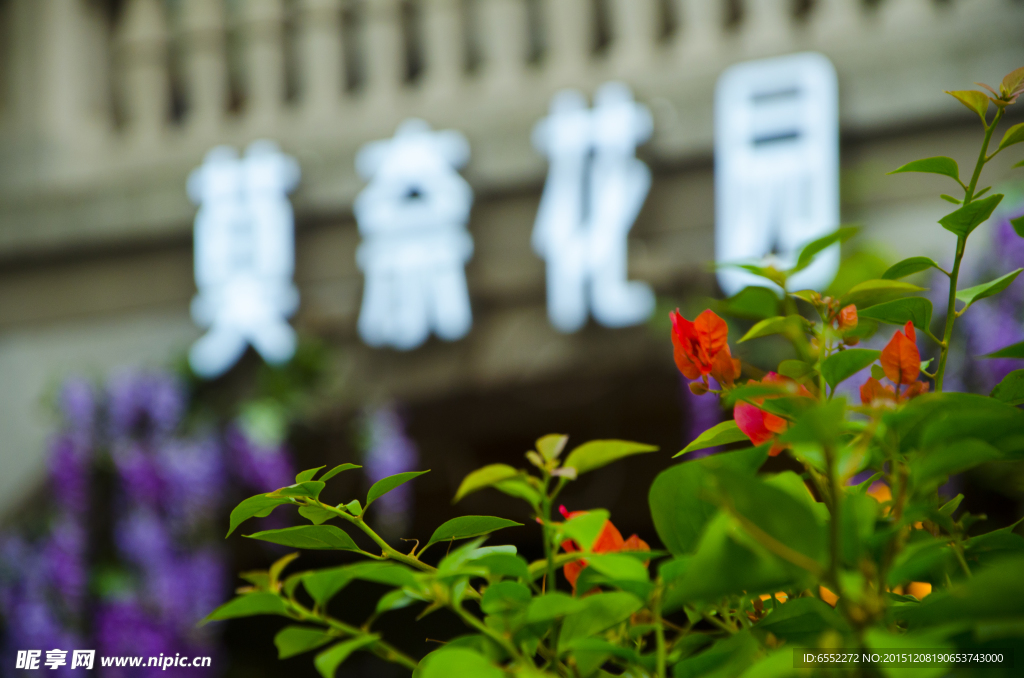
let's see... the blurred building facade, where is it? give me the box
[1,0,1023,516]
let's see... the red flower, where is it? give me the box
[860,322,929,405]
[671,309,741,388]
[734,372,813,457]
[559,506,650,594]
[836,304,858,332]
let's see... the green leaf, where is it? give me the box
[245,525,362,551]
[753,597,847,645]
[912,439,1004,490]
[344,499,362,515]
[940,194,962,205]
[561,509,610,551]
[424,516,522,551]
[649,446,768,556]
[366,471,429,508]
[314,636,379,678]
[563,439,658,475]
[418,648,504,678]
[319,463,361,483]
[956,268,1023,310]
[821,349,881,390]
[882,256,943,280]
[871,364,886,380]
[1015,159,1024,169]
[480,581,531,615]
[840,279,925,309]
[275,625,334,659]
[991,370,1024,406]
[982,340,1024,359]
[269,552,299,587]
[997,122,1024,151]
[792,226,859,273]
[898,556,1024,629]
[302,562,418,606]
[558,592,643,650]
[938,193,1004,237]
[298,505,337,525]
[525,593,585,623]
[887,156,961,183]
[296,466,325,483]
[719,286,780,320]
[227,494,294,537]
[200,592,288,625]
[586,553,650,582]
[739,315,806,343]
[945,89,989,122]
[270,481,325,500]
[472,553,530,580]
[859,297,933,330]
[536,433,569,461]
[674,630,761,678]
[1012,214,1024,237]
[675,420,748,458]
[491,478,542,506]
[778,360,813,380]
[453,464,520,503]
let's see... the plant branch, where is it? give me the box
[285,598,419,670]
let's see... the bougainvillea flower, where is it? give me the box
[836,304,858,332]
[734,372,813,456]
[559,506,649,593]
[670,309,741,388]
[861,322,929,405]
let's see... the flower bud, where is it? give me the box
[837,304,858,332]
[688,381,709,396]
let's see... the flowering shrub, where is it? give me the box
[209,69,1024,677]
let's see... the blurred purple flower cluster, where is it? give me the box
[359,405,419,538]
[0,369,296,676]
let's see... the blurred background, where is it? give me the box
[1,0,1023,675]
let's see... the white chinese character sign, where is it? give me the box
[714,52,840,297]
[354,119,474,351]
[532,82,655,334]
[187,141,300,378]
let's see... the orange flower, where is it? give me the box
[670,309,741,388]
[559,506,649,594]
[861,322,929,405]
[734,372,813,457]
[836,304,858,332]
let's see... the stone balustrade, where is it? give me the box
[0,0,1022,257]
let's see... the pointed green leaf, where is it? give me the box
[956,268,1022,310]
[719,286,780,320]
[418,648,503,678]
[563,439,658,475]
[559,592,644,650]
[586,553,650,582]
[526,593,585,623]
[270,481,325,500]
[991,370,1024,406]
[1012,214,1024,237]
[840,279,925,309]
[793,226,859,273]
[275,625,335,659]
[778,360,814,380]
[739,315,807,343]
[882,257,943,280]
[821,349,881,390]
[859,297,933,330]
[940,194,961,205]
[675,420,748,458]
[453,464,520,503]
[946,89,989,122]
[982,340,1024,359]
[314,636,379,678]
[295,466,325,483]
[480,581,531,615]
[245,525,362,551]
[888,156,961,184]
[302,562,417,606]
[200,592,288,625]
[471,553,530,580]
[938,193,1004,237]
[344,499,362,515]
[298,505,337,525]
[227,494,294,537]
[561,509,610,551]
[997,122,1024,151]
[366,470,429,508]
[1014,159,1024,169]
[536,433,569,461]
[319,463,361,483]
[424,516,523,551]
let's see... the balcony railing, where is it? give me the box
[0,0,1022,256]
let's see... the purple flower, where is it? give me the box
[157,438,225,524]
[59,377,96,435]
[226,425,294,493]
[680,376,723,459]
[360,406,418,536]
[107,371,185,440]
[48,435,92,515]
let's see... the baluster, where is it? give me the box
[364,0,404,103]
[180,0,228,134]
[741,0,792,53]
[39,0,97,146]
[544,0,591,83]
[241,0,286,126]
[878,0,935,32]
[810,0,863,43]
[480,0,529,88]
[607,0,659,70]
[117,0,170,144]
[298,0,344,117]
[422,0,463,95]
[671,0,722,59]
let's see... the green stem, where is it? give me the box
[540,477,557,593]
[307,499,437,573]
[824,444,843,598]
[285,599,418,671]
[653,584,667,678]
[451,602,523,661]
[935,107,1003,391]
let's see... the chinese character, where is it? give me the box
[16,650,41,670]
[187,141,301,377]
[532,82,655,333]
[354,119,474,350]
[714,52,840,297]
[44,649,67,670]
[71,650,95,670]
